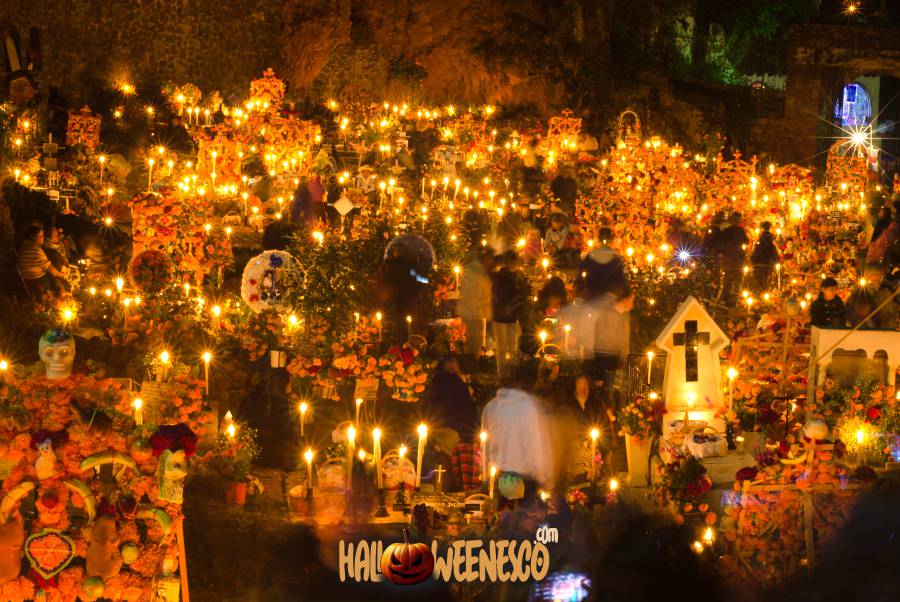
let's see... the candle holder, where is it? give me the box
[393,481,409,512]
[305,486,316,516]
[375,488,389,517]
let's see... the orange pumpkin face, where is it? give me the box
[380,528,434,585]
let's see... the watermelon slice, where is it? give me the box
[24,530,75,579]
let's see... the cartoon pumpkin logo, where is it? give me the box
[380,528,434,585]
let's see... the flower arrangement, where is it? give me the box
[199,425,260,483]
[654,449,712,508]
[611,394,665,441]
[378,344,429,402]
[128,250,175,295]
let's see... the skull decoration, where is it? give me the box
[157,450,187,505]
[39,329,75,380]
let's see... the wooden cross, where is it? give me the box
[434,464,446,493]
[672,320,710,382]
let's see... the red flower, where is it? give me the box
[399,347,415,366]
[735,466,758,482]
[866,406,881,421]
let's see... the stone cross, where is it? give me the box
[672,320,710,382]
[434,464,446,493]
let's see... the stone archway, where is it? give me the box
[781,24,900,167]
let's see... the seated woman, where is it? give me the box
[420,356,480,490]
[17,226,66,300]
[555,374,610,482]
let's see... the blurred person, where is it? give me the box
[867,201,900,265]
[17,225,66,299]
[550,164,578,219]
[458,248,495,354]
[846,268,898,329]
[492,250,530,375]
[579,226,629,300]
[593,291,634,404]
[718,212,749,305]
[481,364,554,487]
[750,221,780,291]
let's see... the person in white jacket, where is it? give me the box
[481,367,554,488]
[458,249,495,354]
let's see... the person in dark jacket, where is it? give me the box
[421,356,478,443]
[550,165,578,220]
[492,251,531,375]
[289,176,313,226]
[718,212,749,305]
[751,221,780,291]
[810,277,845,328]
[579,227,629,300]
[871,205,892,245]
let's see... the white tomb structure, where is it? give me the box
[807,326,900,400]
[655,296,730,436]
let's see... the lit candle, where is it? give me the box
[564,324,571,354]
[415,423,427,488]
[589,428,599,483]
[147,158,154,191]
[482,318,487,349]
[685,393,695,424]
[159,350,171,381]
[133,398,143,426]
[406,315,412,342]
[347,425,356,492]
[202,351,211,395]
[538,330,548,355]
[453,265,461,289]
[375,312,383,342]
[373,427,383,488]
[355,398,363,426]
[489,465,497,498]
[727,367,737,407]
[299,401,308,437]
[98,154,106,185]
[304,448,314,490]
[647,351,654,384]
[479,430,488,482]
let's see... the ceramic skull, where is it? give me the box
[39,329,75,380]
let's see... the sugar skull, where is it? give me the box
[39,329,75,380]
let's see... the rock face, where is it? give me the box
[288,0,613,111]
[1,0,612,112]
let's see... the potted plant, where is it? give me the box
[204,425,261,505]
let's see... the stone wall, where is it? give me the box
[1,0,283,102]
[780,23,900,165]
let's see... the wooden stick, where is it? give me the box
[176,518,191,602]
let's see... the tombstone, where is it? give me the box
[807,326,900,401]
[655,296,730,436]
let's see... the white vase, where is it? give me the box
[625,435,652,486]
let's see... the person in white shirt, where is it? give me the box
[480,365,554,488]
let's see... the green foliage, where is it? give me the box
[630,258,720,349]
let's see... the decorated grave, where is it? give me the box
[0,329,211,601]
